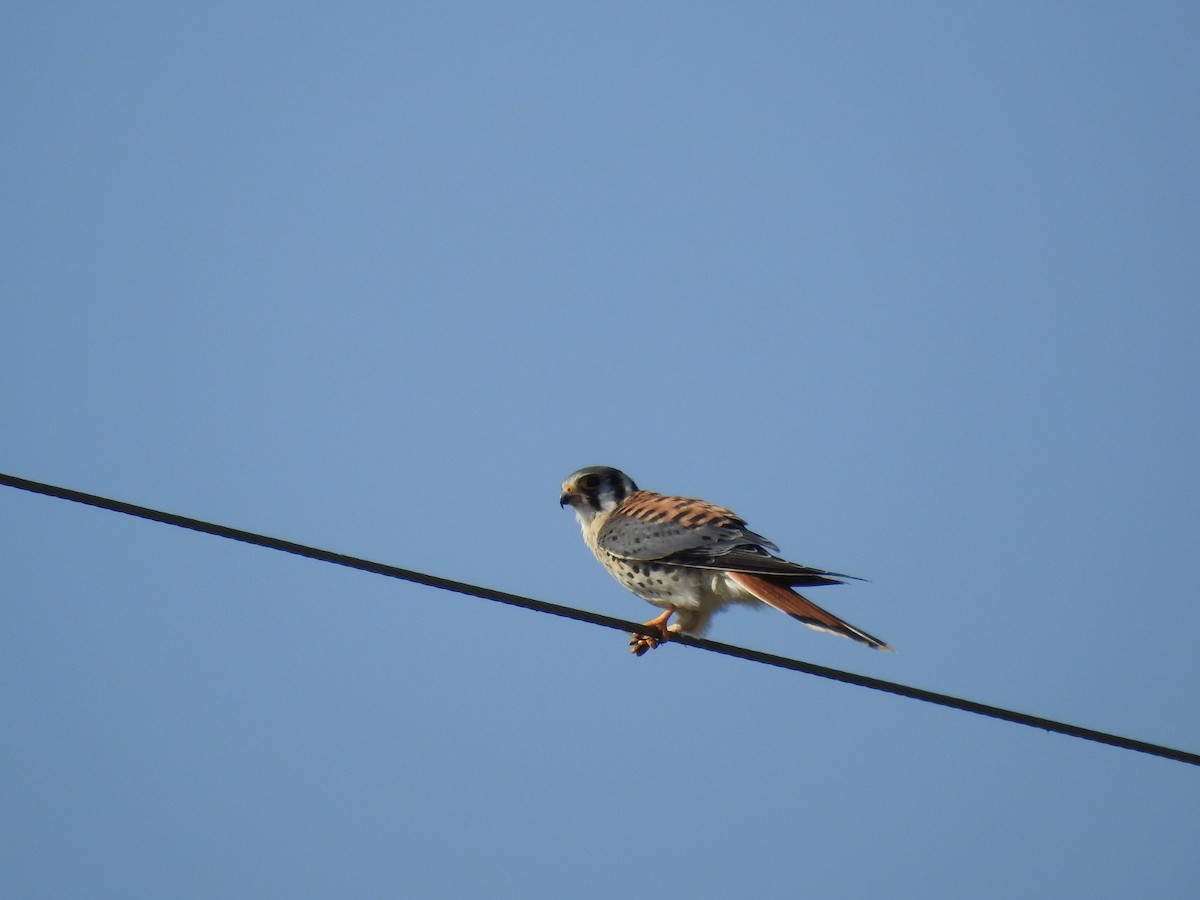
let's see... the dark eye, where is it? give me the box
[580,474,600,490]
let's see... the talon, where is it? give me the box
[629,631,661,655]
[628,608,675,656]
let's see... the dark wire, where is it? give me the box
[2,470,1197,768]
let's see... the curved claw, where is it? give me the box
[629,632,661,656]
[628,608,675,656]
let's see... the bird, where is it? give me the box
[559,466,891,655]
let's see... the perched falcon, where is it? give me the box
[559,466,891,655]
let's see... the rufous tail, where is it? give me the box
[727,571,893,651]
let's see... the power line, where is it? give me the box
[2,470,1197,769]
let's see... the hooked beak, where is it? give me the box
[559,489,575,508]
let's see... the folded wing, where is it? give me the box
[597,490,859,586]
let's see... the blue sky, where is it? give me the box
[3,3,1199,897]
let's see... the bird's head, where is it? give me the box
[559,466,638,525]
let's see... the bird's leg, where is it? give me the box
[630,608,675,656]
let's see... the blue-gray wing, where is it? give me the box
[596,491,855,586]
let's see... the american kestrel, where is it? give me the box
[559,466,891,655]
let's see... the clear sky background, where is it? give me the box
[3,3,1198,898]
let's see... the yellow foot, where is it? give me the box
[629,609,674,656]
[629,632,662,656]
